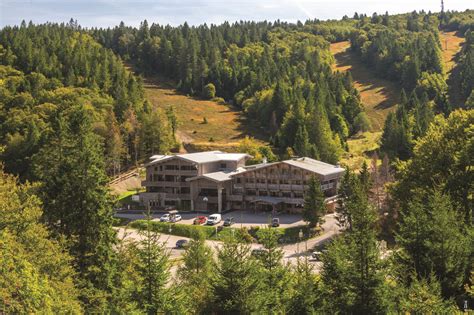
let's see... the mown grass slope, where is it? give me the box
[440,31,466,107]
[330,41,400,131]
[143,75,267,152]
[330,41,399,168]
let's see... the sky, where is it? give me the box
[0,0,472,28]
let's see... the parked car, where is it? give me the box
[175,239,189,249]
[171,214,182,222]
[160,214,171,222]
[251,248,267,257]
[271,218,280,227]
[206,214,222,225]
[223,217,234,226]
[193,216,207,225]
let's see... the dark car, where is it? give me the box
[251,248,267,257]
[175,239,189,249]
[271,218,280,227]
[223,217,234,226]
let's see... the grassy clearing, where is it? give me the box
[330,41,399,131]
[330,42,398,169]
[440,31,465,73]
[143,75,267,152]
[341,132,382,169]
[440,31,466,107]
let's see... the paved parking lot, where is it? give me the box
[116,209,305,228]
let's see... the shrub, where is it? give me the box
[203,83,216,99]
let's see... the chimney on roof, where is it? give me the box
[262,157,267,164]
[335,163,340,168]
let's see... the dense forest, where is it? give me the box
[0,22,177,180]
[0,8,473,314]
[92,20,369,163]
[1,109,472,313]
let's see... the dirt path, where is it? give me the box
[330,41,400,131]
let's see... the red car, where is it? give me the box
[193,216,207,225]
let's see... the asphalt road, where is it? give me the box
[115,213,340,271]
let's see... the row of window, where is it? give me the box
[146,187,190,194]
[148,175,193,182]
[245,189,305,198]
[236,178,336,186]
[152,165,197,171]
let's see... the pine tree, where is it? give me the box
[288,258,321,313]
[210,240,264,313]
[178,231,214,313]
[322,176,389,314]
[303,176,326,228]
[33,106,117,311]
[132,214,173,313]
[396,191,472,299]
[255,228,291,313]
[359,160,372,194]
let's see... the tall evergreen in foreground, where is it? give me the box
[33,106,117,311]
[321,176,390,314]
[303,176,326,228]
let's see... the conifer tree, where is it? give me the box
[303,176,326,228]
[322,174,389,313]
[210,240,264,313]
[255,228,291,313]
[132,214,173,313]
[396,191,472,299]
[178,231,214,313]
[288,258,322,313]
[33,106,117,311]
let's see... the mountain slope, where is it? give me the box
[143,75,267,152]
[330,41,400,131]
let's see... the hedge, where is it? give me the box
[128,220,320,244]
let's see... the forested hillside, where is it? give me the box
[0,21,177,180]
[335,10,474,161]
[93,21,368,164]
[0,9,473,314]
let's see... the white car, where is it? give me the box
[171,214,182,222]
[160,214,171,222]
[206,214,222,225]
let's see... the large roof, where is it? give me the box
[147,151,251,166]
[283,157,345,176]
[232,157,345,177]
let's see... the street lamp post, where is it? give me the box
[297,229,303,254]
[203,196,208,213]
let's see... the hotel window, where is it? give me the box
[220,163,227,169]
[259,190,268,196]
[246,189,256,196]
[180,165,195,171]
[282,192,291,198]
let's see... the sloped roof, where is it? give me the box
[147,151,251,166]
[231,157,345,177]
[283,157,345,176]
